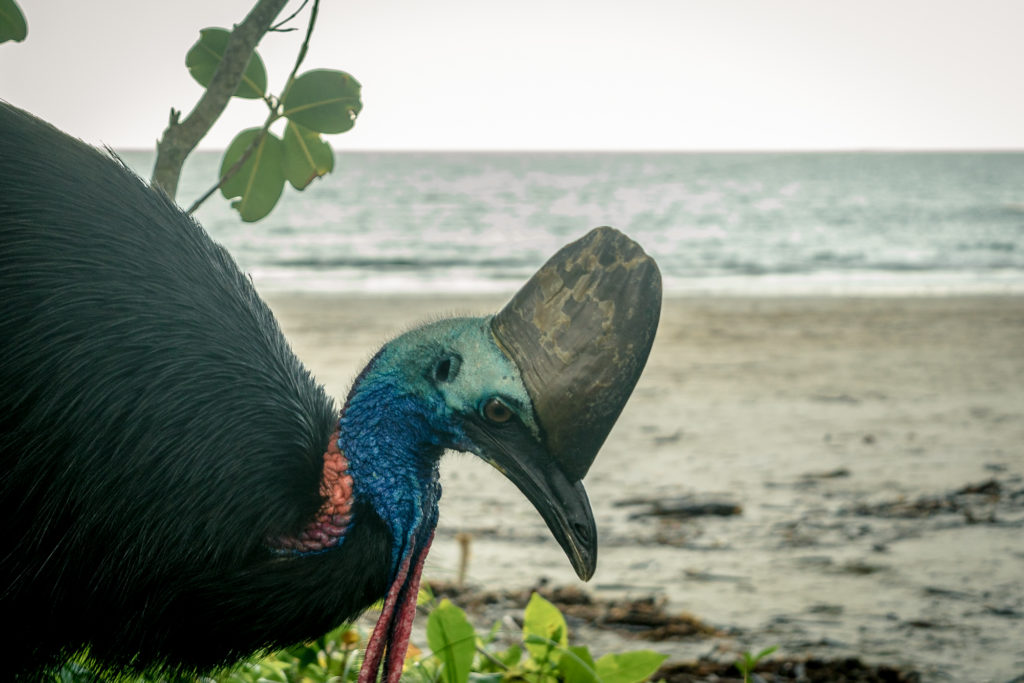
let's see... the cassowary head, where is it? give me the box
[344,227,659,579]
[350,314,594,575]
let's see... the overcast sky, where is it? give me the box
[2,0,1023,151]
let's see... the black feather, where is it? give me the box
[0,101,391,678]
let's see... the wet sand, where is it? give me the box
[265,292,1024,682]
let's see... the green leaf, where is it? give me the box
[418,583,436,606]
[219,128,285,222]
[0,0,27,43]
[737,645,778,678]
[426,599,477,683]
[559,645,598,683]
[497,643,523,668]
[291,641,320,670]
[282,69,362,134]
[282,120,334,190]
[483,619,503,645]
[594,651,669,683]
[522,593,568,661]
[186,27,267,99]
[250,656,291,681]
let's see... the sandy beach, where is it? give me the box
[265,292,1024,682]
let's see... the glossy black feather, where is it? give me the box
[0,102,391,678]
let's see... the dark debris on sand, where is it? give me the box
[845,477,1024,522]
[426,580,721,639]
[615,496,744,521]
[654,656,921,682]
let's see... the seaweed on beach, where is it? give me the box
[846,477,1023,522]
[616,496,744,520]
[426,580,722,640]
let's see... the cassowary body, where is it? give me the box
[0,102,660,681]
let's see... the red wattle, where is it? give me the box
[272,431,354,553]
[358,531,435,683]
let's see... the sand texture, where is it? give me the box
[266,293,1024,682]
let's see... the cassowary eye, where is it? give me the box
[483,397,513,424]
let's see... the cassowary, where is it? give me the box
[0,101,661,681]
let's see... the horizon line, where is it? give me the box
[111,146,1024,155]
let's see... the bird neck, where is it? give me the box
[338,368,447,576]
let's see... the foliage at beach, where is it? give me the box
[216,592,665,683]
[2,0,357,222]
[176,0,361,222]
[55,592,667,683]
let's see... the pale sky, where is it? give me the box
[2,0,1023,151]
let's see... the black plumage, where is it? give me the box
[0,102,390,677]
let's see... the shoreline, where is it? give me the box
[253,275,1024,300]
[264,292,1024,681]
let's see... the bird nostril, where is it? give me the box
[432,354,461,384]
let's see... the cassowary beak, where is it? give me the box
[485,226,662,580]
[462,414,600,579]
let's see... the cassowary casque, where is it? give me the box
[0,101,661,681]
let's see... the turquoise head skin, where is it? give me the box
[338,316,594,581]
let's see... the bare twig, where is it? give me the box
[269,0,309,32]
[455,532,472,588]
[282,0,319,96]
[476,643,510,671]
[150,0,290,199]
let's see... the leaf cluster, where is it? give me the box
[186,592,668,683]
[186,13,361,221]
[212,623,364,683]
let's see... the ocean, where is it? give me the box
[121,150,1024,296]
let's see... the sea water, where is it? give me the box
[121,150,1024,296]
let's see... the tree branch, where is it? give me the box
[150,0,290,199]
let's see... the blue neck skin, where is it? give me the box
[338,363,459,576]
